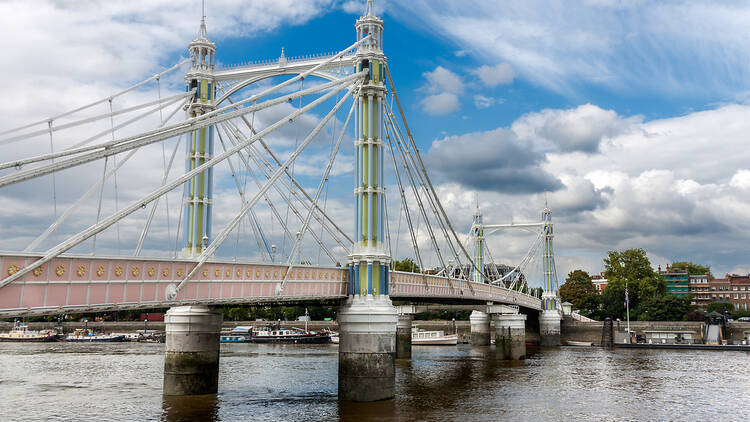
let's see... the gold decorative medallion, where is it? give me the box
[236,269,242,277]
[162,268,170,277]
[225,269,231,277]
[177,268,184,277]
[246,269,252,278]
[148,267,155,277]
[55,265,65,277]
[33,267,43,277]
[7,264,19,276]
[202,269,209,277]
[214,269,221,277]
[114,266,123,276]
[131,266,140,277]
[96,265,105,277]
[76,265,86,277]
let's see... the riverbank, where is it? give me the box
[561,318,750,344]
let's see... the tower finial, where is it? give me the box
[366,0,374,16]
[199,0,207,38]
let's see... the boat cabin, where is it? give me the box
[644,330,695,344]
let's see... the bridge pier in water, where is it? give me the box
[539,310,562,346]
[396,313,413,359]
[163,305,223,396]
[338,296,397,401]
[494,314,527,360]
[469,310,492,346]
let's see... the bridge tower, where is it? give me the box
[539,205,562,346]
[339,0,398,402]
[182,8,216,257]
[469,206,492,345]
[163,8,223,397]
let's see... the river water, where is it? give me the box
[0,342,748,421]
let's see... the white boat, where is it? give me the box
[0,321,58,342]
[412,328,458,345]
[329,332,339,344]
[65,328,126,342]
[565,340,595,347]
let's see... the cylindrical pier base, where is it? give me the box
[539,311,562,347]
[470,310,491,346]
[396,313,413,359]
[163,305,223,396]
[338,295,397,402]
[494,314,527,360]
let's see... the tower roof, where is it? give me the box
[190,0,215,50]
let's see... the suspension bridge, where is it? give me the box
[0,1,562,401]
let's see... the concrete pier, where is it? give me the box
[539,311,562,346]
[396,313,413,359]
[494,314,527,360]
[163,305,223,396]
[338,295,398,402]
[469,310,491,346]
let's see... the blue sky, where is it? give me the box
[2,1,750,281]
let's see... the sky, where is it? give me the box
[2,0,750,283]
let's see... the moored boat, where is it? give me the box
[0,321,59,342]
[64,328,126,342]
[245,325,331,344]
[565,340,596,347]
[412,328,458,345]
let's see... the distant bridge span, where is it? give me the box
[0,253,541,318]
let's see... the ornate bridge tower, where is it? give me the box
[182,13,216,257]
[339,0,398,402]
[539,205,562,345]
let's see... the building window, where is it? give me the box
[742,294,747,299]
[734,294,739,299]
[734,286,739,291]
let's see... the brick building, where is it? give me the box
[591,274,607,295]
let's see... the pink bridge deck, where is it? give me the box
[0,254,541,317]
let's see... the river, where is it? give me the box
[0,342,747,421]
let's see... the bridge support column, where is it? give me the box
[469,310,491,346]
[163,305,222,396]
[493,314,527,360]
[539,310,562,346]
[338,295,398,402]
[396,313,413,359]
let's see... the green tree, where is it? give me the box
[600,249,666,320]
[393,258,420,273]
[559,270,599,316]
[706,302,734,314]
[670,261,712,278]
[637,295,692,321]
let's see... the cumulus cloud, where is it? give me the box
[418,66,465,115]
[421,92,460,115]
[473,63,515,86]
[425,128,562,193]
[511,103,639,152]
[423,66,465,94]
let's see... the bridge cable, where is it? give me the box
[221,119,340,260]
[278,96,357,293]
[0,77,357,288]
[0,58,191,138]
[0,72,365,189]
[176,85,358,293]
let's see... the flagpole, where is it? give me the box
[625,280,631,343]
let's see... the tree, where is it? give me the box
[706,302,734,314]
[670,261,712,278]
[559,270,599,316]
[637,296,692,321]
[393,258,420,273]
[600,249,666,320]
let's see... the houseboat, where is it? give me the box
[64,328,126,342]
[412,328,458,345]
[0,321,59,342]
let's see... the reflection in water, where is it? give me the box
[162,395,219,422]
[1,342,749,421]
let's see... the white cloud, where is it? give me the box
[473,63,515,86]
[511,103,640,152]
[394,1,750,96]
[473,94,496,109]
[422,66,465,94]
[421,92,460,115]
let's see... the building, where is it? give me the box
[688,274,711,308]
[591,274,607,295]
[726,274,750,311]
[658,265,689,297]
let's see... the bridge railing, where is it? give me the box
[389,271,541,310]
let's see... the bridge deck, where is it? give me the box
[0,254,540,317]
